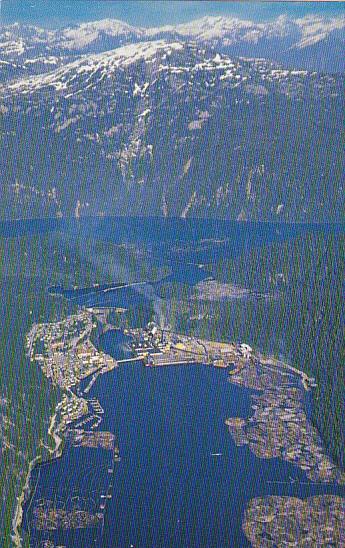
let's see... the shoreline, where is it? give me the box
[47,408,64,458]
[256,351,316,391]
[11,406,63,547]
[10,311,316,546]
[11,454,41,548]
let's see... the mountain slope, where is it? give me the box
[0,41,343,222]
[1,14,344,72]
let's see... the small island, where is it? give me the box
[15,303,344,546]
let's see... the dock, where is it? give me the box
[117,356,146,365]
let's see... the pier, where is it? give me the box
[116,356,146,365]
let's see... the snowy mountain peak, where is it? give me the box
[174,15,255,39]
[0,14,344,72]
[58,18,144,50]
[75,18,140,32]
[2,40,185,95]
[293,14,345,48]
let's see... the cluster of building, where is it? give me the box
[26,311,117,389]
[126,322,252,368]
[59,393,89,429]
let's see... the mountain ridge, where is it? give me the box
[0,39,343,223]
[1,13,344,72]
[0,15,344,223]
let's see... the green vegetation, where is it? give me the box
[168,230,344,468]
[0,235,65,546]
[0,223,343,546]
[0,228,166,546]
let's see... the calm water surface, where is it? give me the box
[24,355,342,547]
[12,218,343,547]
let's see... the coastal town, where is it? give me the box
[26,311,117,390]
[20,304,344,545]
[2,2,344,546]
[25,308,266,442]
[25,306,344,486]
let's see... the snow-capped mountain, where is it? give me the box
[164,15,345,72]
[2,40,185,96]
[0,39,343,223]
[55,18,145,51]
[1,39,339,100]
[0,14,343,222]
[1,14,344,72]
[166,14,344,45]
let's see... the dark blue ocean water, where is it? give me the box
[24,355,343,548]
[4,217,341,547]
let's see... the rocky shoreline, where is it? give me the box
[11,407,63,547]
